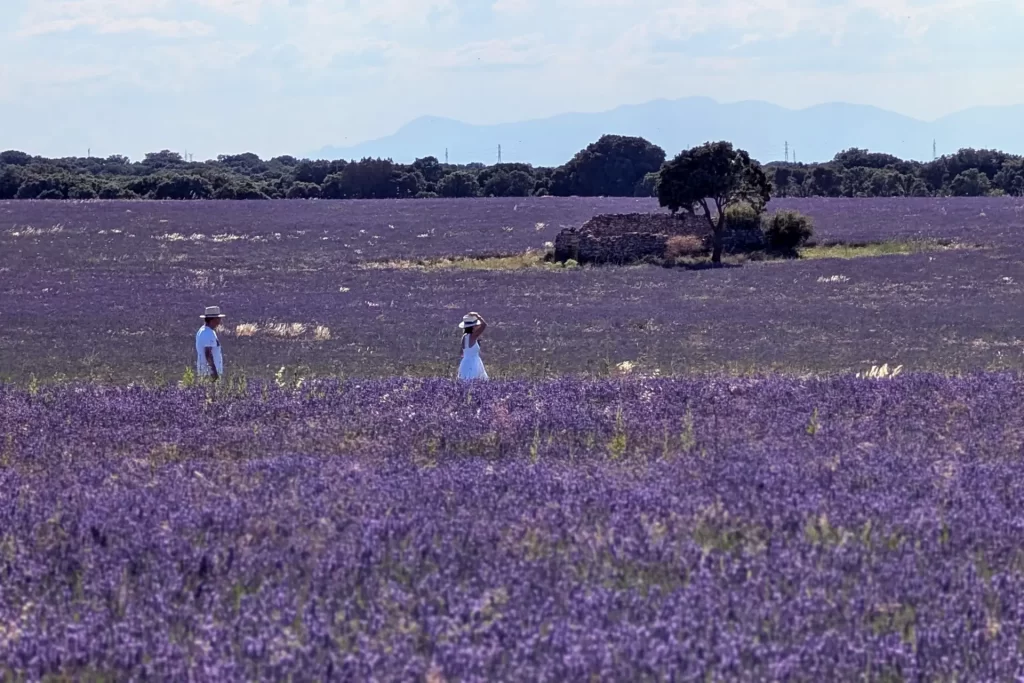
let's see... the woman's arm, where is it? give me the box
[470,313,487,343]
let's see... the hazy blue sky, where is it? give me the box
[3,0,1023,159]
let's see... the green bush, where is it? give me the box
[69,184,97,199]
[762,210,814,253]
[285,182,320,199]
[214,182,269,200]
[724,202,761,232]
[98,185,138,200]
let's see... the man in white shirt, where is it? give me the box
[196,306,225,380]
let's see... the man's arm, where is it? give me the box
[204,346,219,380]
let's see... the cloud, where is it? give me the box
[16,0,213,37]
[274,0,460,67]
[491,0,533,15]
[190,0,272,22]
[432,35,552,70]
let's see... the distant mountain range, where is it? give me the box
[313,97,1024,166]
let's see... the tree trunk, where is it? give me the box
[711,211,726,264]
[711,226,724,264]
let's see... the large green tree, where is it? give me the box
[658,141,770,264]
[438,171,480,198]
[552,135,665,197]
[949,168,991,197]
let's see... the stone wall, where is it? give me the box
[577,233,670,265]
[578,213,704,239]
[553,211,766,265]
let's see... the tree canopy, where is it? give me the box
[551,135,666,197]
[658,141,771,263]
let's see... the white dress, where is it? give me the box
[458,334,488,381]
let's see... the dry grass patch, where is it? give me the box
[267,323,307,338]
[800,240,976,260]
[156,232,248,243]
[232,322,331,340]
[8,224,66,237]
[363,250,555,272]
[664,235,705,259]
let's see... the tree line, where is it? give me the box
[1,136,1022,201]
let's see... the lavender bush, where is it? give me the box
[3,374,1024,679]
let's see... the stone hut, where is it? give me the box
[553,212,764,265]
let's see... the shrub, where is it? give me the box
[634,172,660,197]
[762,210,814,253]
[97,185,138,200]
[286,182,320,199]
[664,235,705,259]
[438,171,480,198]
[153,174,213,200]
[69,184,97,200]
[0,165,24,199]
[415,191,439,199]
[214,182,269,200]
[724,202,761,232]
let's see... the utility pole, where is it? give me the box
[87,148,90,158]
[784,141,788,164]
[445,148,449,165]
[933,139,937,160]
[793,149,797,164]
[498,144,502,164]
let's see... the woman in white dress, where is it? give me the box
[457,312,489,381]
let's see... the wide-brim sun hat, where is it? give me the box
[201,306,227,319]
[458,314,479,329]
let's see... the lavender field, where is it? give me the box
[3,196,1024,382]
[4,375,1024,679]
[4,197,1024,680]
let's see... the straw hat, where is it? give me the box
[458,313,479,329]
[201,305,227,319]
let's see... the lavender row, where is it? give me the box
[3,375,1024,679]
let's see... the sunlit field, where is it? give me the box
[4,196,1024,679]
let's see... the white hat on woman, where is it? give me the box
[458,313,479,329]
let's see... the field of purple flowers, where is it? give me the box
[4,198,1024,679]
[3,197,1024,382]
[4,374,1024,679]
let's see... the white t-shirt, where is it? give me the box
[195,325,223,377]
